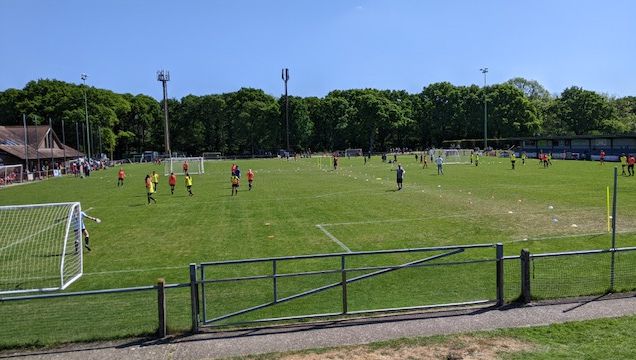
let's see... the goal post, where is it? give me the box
[164,157,205,176]
[436,149,473,165]
[0,164,24,186]
[344,148,363,157]
[0,202,83,294]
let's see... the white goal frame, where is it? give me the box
[434,149,473,165]
[344,148,363,157]
[165,157,205,176]
[0,164,23,186]
[0,202,83,294]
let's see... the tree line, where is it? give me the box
[0,78,634,158]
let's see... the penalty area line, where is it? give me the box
[506,230,636,244]
[316,224,352,252]
[84,265,188,276]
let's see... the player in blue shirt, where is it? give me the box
[74,211,100,253]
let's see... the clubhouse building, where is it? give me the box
[0,125,82,172]
[445,134,636,160]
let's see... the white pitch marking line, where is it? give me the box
[506,230,636,244]
[316,224,352,252]
[84,265,187,276]
[320,214,471,227]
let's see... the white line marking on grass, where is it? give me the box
[316,224,352,252]
[320,214,469,227]
[320,218,420,227]
[506,230,636,244]
[84,265,187,276]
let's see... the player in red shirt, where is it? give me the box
[600,150,606,165]
[168,172,177,194]
[117,168,126,187]
[182,161,189,173]
[247,169,255,190]
[628,155,635,176]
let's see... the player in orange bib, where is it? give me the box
[117,167,126,187]
[168,172,177,194]
[247,169,254,190]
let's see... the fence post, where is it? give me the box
[341,255,348,314]
[189,263,199,333]
[157,278,167,338]
[610,166,618,291]
[273,259,278,303]
[496,243,504,306]
[520,249,531,303]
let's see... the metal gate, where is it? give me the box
[189,243,504,330]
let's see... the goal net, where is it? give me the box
[434,149,473,165]
[165,157,205,176]
[344,148,363,157]
[0,164,23,186]
[0,202,83,294]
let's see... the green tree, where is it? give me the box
[553,87,613,135]
[487,84,540,138]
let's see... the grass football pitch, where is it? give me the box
[1,155,636,346]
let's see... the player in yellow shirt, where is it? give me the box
[620,153,627,175]
[185,173,193,196]
[145,174,156,204]
[231,175,240,196]
[152,171,160,192]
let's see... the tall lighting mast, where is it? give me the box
[157,70,171,157]
[282,68,290,153]
[81,73,91,159]
[480,67,489,150]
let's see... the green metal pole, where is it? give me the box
[610,167,618,290]
[341,255,348,314]
[496,243,504,306]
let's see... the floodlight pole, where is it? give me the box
[282,68,290,153]
[81,73,91,160]
[61,119,67,165]
[49,117,54,170]
[157,70,171,157]
[33,115,40,177]
[22,114,28,171]
[480,67,488,150]
[98,124,103,157]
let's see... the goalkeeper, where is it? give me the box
[75,211,100,253]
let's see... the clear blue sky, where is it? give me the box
[1,0,635,100]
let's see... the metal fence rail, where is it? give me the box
[503,246,636,302]
[0,281,191,348]
[3,244,636,348]
[195,244,504,329]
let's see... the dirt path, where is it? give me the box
[3,294,636,360]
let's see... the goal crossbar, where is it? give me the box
[165,157,205,176]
